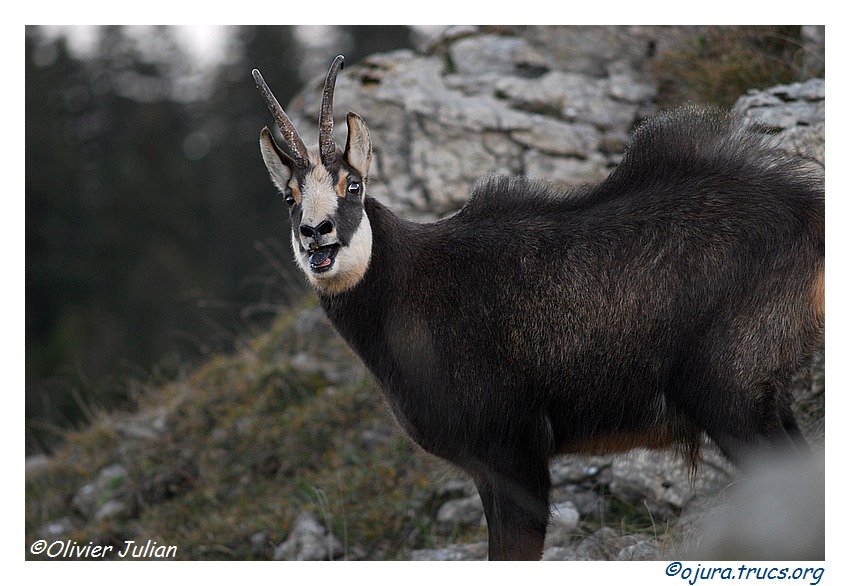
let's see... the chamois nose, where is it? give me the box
[300,219,335,241]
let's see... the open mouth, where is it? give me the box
[307,245,339,273]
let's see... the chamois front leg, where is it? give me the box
[473,458,551,560]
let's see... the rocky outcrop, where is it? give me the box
[733,77,825,167]
[285,25,824,227]
[286,27,667,219]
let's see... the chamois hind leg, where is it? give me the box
[778,399,812,455]
[700,384,809,467]
[472,456,551,561]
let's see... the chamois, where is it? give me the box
[253,55,824,560]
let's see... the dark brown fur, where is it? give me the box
[319,110,823,559]
[258,61,824,559]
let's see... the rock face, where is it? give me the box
[286,27,667,219]
[285,25,824,228]
[733,78,825,167]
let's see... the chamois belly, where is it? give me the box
[558,425,679,455]
[545,381,700,460]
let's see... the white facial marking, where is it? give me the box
[292,208,373,296]
[300,159,338,228]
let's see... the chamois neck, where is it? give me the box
[317,196,420,357]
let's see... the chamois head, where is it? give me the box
[254,55,374,295]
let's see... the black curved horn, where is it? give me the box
[319,55,345,166]
[253,68,309,171]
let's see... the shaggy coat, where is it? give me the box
[255,58,824,559]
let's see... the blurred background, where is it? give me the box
[25,25,438,454]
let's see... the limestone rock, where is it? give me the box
[273,511,344,561]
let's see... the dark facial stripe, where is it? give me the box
[335,188,365,245]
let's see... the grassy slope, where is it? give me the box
[25,300,479,560]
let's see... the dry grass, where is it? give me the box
[654,26,814,109]
[25,300,469,560]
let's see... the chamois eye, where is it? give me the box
[347,180,361,196]
[283,189,296,206]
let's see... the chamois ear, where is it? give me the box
[259,127,294,195]
[344,112,372,178]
